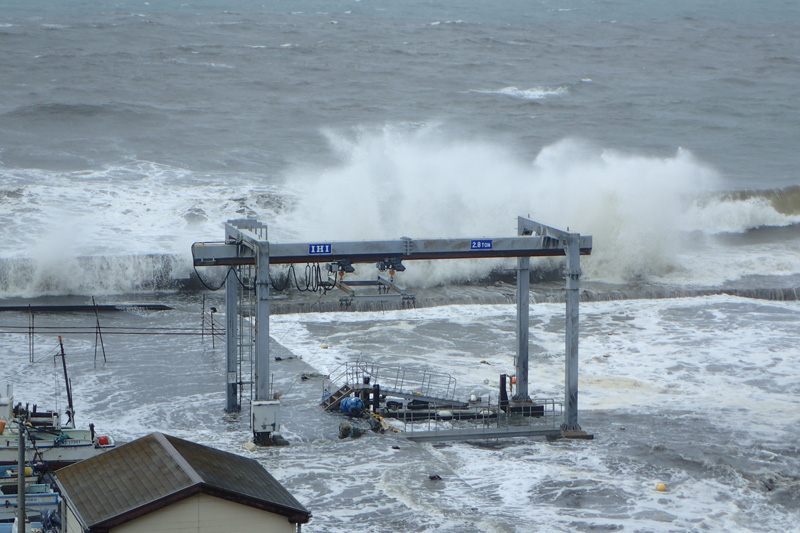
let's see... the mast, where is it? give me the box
[58,336,75,427]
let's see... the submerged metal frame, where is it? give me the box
[193,217,592,442]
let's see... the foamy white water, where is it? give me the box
[3,294,798,531]
[271,296,800,439]
[471,86,569,101]
[3,126,800,297]
[3,125,800,297]
[269,296,800,531]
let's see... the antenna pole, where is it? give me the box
[17,416,26,526]
[58,337,75,427]
[92,297,107,363]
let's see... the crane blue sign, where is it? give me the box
[309,243,332,255]
[470,239,493,250]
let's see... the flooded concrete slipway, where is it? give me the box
[1,284,799,532]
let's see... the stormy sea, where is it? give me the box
[1,1,799,531]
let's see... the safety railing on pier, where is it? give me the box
[392,397,563,442]
[325,360,459,404]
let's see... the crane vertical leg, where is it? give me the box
[225,268,239,412]
[562,234,581,431]
[253,242,280,444]
[513,255,530,401]
[254,244,271,402]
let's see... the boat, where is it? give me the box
[0,339,116,470]
[0,387,116,470]
[0,466,36,487]
[0,482,60,523]
[0,422,115,470]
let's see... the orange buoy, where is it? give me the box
[0,419,5,435]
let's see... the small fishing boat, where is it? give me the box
[0,422,115,470]
[0,465,36,487]
[0,338,116,470]
[0,482,60,523]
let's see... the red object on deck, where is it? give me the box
[97,436,110,446]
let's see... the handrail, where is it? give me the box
[398,397,563,441]
[324,360,459,402]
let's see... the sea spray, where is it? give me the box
[5,130,800,296]
[279,129,721,284]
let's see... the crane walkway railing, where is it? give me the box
[322,360,466,409]
[396,397,563,442]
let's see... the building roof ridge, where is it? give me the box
[153,431,204,485]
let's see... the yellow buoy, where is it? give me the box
[656,483,667,492]
[321,343,329,349]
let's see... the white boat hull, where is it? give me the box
[0,428,115,469]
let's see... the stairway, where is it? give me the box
[320,384,354,411]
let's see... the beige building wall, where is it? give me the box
[109,493,297,533]
[62,500,84,532]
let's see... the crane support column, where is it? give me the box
[254,242,271,402]
[562,233,582,431]
[513,219,531,401]
[252,239,280,445]
[225,267,239,412]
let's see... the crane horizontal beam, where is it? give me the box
[192,235,592,266]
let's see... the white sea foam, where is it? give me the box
[271,296,800,441]
[267,295,800,530]
[0,161,301,296]
[276,129,725,285]
[434,438,798,532]
[665,242,800,287]
[0,162,301,257]
[3,129,800,296]
[681,194,800,234]
[472,85,568,100]
[3,295,799,531]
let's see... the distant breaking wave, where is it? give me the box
[6,102,123,118]
[741,185,800,216]
[470,86,568,101]
[682,185,800,234]
[2,251,797,305]
[0,255,189,299]
[3,102,167,123]
[2,131,800,298]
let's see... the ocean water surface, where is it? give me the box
[1,1,799,531]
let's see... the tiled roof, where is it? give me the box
[55,433,310,530]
